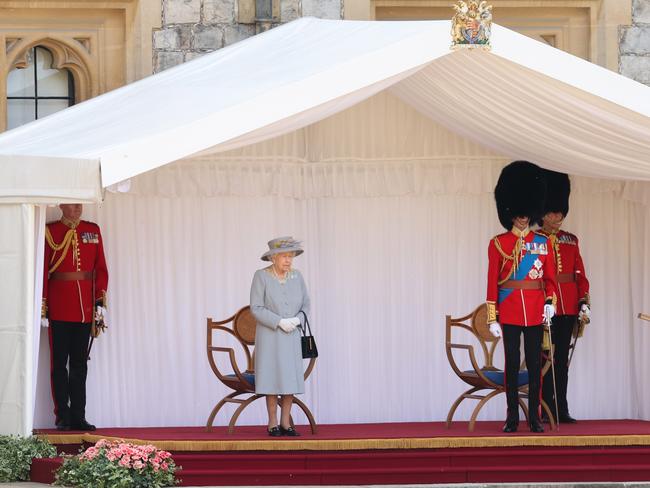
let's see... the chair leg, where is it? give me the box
[205,391,243,432]
[468,389,502,432]
[541,399,557,430]
[446,387,480,428]
[228,394,264,434]
[291,396,318,434]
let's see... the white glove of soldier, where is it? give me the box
[41,317,49,328]
[95,306,107,321]
[580,304,591,318]
[489,322,502,338]
[544,304,556,322]
[278,318,297,333]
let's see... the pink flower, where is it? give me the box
[119,457,131,468]
[133,460,144,469]
[80,446,100,461]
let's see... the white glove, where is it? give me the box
[94,306,107,329]
[579,304,591,325]
[41,317,49,328]
[95,306,107,321]
[289,317,301,326]
[544,304,556,322]
[489,322,502,338]
[278,318,297,333]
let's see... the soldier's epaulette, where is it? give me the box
[81,220,100,228]
[533,230,549,240]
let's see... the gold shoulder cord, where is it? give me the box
[45,227,77,274]
[550,233,562,272]
[493,236,523,286]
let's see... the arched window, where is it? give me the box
[6,46,75,130]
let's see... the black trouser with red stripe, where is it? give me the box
[49,321,91,425]
[542,314,576,417]
[502,323,544,422]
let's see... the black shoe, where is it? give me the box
[541,414,551,424]
[503,418,518,433]
[71,419,96,431]
[280,426,301,437]
[56,422,71,431]
[529,418,544,433]
[268,426,282,437]
[559,413,577,424]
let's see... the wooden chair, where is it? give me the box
[445,303,556,431]
[205,306,317,434]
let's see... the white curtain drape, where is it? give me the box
[29,206,46,434]
[0,204,38,435]
[32,92,650,428]
[33,174,650,428]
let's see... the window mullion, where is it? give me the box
[33,47,38,120]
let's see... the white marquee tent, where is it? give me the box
[1,18,650,436]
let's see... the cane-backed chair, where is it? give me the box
[445,303,556,431]
[206,306,317,434]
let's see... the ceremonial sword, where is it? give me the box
[545,311,560,431]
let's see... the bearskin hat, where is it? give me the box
[494,161,547,230]
[541,169,570,220]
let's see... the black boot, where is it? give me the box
[529,415,544,433]
[71,418,96,431]
[503,411,519,433]
[558,412,577,424]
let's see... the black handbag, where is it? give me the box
[298,311,318,359]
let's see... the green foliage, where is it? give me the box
[55,439,177,488]
[0,435,57,482]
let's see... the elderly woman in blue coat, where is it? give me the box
[250,236,310,437]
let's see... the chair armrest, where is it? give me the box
[207,346,255,390]
[447,343,498,387]
[304,356,316,380]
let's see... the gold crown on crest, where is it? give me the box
[451,0,492,50]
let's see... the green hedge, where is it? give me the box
[0,435,57,482]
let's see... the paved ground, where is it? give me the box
[4,483,650,488]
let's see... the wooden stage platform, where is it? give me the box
[32,420,650,485]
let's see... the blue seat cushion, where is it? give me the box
[467,369,529,387]
[225,372,255,387]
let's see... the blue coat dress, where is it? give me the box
[250,267,310,395]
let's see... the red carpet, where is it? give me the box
[31,420,650,485]
[35,419,650,449]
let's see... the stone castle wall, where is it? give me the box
[153,0,343,72]
[620,0,650,85]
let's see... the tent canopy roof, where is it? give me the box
[1,17,650,202]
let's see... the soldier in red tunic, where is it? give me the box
[539,170,590,424]
[42,204,108,431]
[486,161,557,433]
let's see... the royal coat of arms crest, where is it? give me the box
[451,0,492,49]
